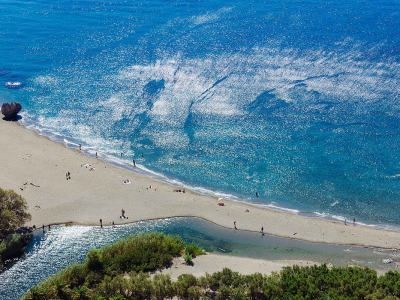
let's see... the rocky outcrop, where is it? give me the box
[1,101,22,118]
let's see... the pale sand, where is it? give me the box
[154,254,320,279]
[155,254,390,279]
[1,118,400,251]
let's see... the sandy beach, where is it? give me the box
[154,254,322,279]
[1,117,400,252]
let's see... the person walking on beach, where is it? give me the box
[132,159,136,167]
[122,208,125,218]
[79,144,81,150]
[100,219,103,228]
[234,221,237,230]
[344,218,347,225]
[261,226,263,233]
[353,218,356,225]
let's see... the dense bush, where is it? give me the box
[0,233,30,261]
[99,232,184,275]
[22,232,400,300]
[0,188,31,240]
[22,232,187,299]
[185,243,206,257]
[0,188,31,270]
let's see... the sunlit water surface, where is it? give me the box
[1,0,400,228]
[1,218,399,300]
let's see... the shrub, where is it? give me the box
[84,270,104,288]
[85,249,103,272]
[243,272,265,299]
[152,274,175,300]
[128,271,153,299]
[176,274,199,299]
[60,263,87,288]
[216,285,232,300]
[262,271,283,298]
[72,285,91,300]
[368,270,400,299]
[185,243,206,257]
[0,232,30,261]
[184,253,193,265]
[100,232,184,274]
[23,286,46,300]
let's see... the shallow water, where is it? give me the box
[1,218,398,300]
[1,0,400,228]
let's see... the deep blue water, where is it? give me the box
[1,218,399,300]
[1,0,400,227]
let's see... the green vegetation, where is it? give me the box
[21,231,400,299]
[22,232,197,299]
[185,243,206,257]
[0,232,31,266]
[184,253,193,265]
[0,188,31,240]
[0,188,31,270]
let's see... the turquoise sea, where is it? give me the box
[1,0,400,227]
[1,1,400,297]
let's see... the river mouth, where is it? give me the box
[1,217,399,300]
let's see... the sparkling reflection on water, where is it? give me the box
[1,217,399,300]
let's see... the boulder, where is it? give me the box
[1,101,22,118]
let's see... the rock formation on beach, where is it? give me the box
[1,101,22,118]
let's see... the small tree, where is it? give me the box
[0,188,31,240]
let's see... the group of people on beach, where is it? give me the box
[344,218,356,225]
[76,144,153,169]
[233,221,264,235]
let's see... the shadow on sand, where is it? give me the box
[2,115,22,121]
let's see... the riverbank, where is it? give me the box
[157,254,394,278]
[156,254,320,279]
[1,117,400,249]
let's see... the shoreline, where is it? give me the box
[1,117,400,250]
[19,115,400,234]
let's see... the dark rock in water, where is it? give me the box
[1,101,22,118]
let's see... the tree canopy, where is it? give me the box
[0,188,31,240]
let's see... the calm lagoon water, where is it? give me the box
[1,218,399,300]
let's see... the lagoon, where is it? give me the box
[1,218,399,300]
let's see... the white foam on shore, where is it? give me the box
[18,110,400,234]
